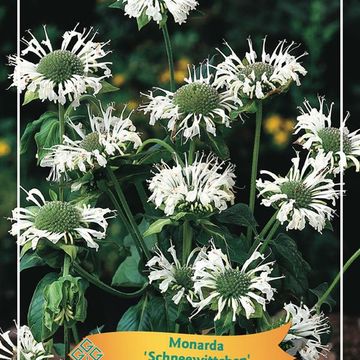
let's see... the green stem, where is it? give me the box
[71,325,80,345]
[316,247,360,311]
[182,221,193,264]
[63,253,71,358]
[229,324,235,335]
[258,211,279,240]
[259,220,280,254]
[161,23,175,92]
[135,182,151,213]
[64,94,102,119]
[188,141,196,165]
[58,103,65,201]
[73,262,148,298]
[106,167,151,260]
[246,101,263,244]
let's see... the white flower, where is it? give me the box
[214,38,307,103]
[141,62,239,140]
[257,152,339,232]
[9,188,114,250]
[284,303,330,360]
[190,243,280,321]
[9,25,111,107]
[0,325,53,360]
[295,96,360,173]
[40,104,142,182]
[147,242,201,305]
[122,0,198,25]
[148,152,236,216]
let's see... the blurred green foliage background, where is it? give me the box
[1,0,359,341]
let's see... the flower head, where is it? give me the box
[0,325,53,360]
[122,0,198,25]
[190,243,279,321]
[148,152,236,216]
[9,188,114,250]
[257,152,339,232]
[41,104,142,182]
[146,242,200,304]
[141,62,239,140]
[284,303,330,360]
[9,25,111,107]
[214,38,307,104]
[295,97,360,173]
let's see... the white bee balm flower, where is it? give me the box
[141,62,239,140]
[0,325,53,360]
[148,152,236,216]
[190,243,280,321]
[257,152,339,232]
[122,0,198,25]
[214,38,307,103]
[284,303,330,360]
[40,104,142,182]
[9,188,114,250]
[295,97,360,173]
[9,25,111,107]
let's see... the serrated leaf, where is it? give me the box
[23,90,39,105]
[143,218,173,237]
[98,80,119,94]
[215,203,258,230]
[28,272,59,342]
[20,112,57,155]
[20,252,46,272]
[310,283,336,311]
[34,118,59,163]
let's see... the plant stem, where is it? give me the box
[258,211,279,240]
[71,325,80,345]
[316,247,360,311]
[229,324,235,335]
[135,182,151,213]
[73,262,148,298]
[64,325,70,359]
[188,141,196,165]
[182,221,193,264]
[161,23,175,92]
[58,103,65,201]
[259,220,280,254]
[106,167,151,260]
[246,101,263,244]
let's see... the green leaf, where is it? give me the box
[98,80,119,94]
[34,118,59,163]
[270,233,311,297]
[109,0,124,9]
[206,132,230,160]
[53,343,65,357]
[20,112,57,155]
[215,203,258,231]
[117,295,151,331]
[137,11,151,30]
[58,243,78,261]
[23,90,39,105]
[147,296,178,332]
[143,218,173,237]
[28,272,59,342]
[48,189,58,201]
[310,283,336,311]
[214,311,233,335]
[230,100,258,118]
[20,252,45,272]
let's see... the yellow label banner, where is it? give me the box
[70,323,294,360]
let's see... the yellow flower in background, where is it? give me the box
[112,74,126,87]
[159,57,191,84]
[264,114,296,146]
[174,70,187,83]
[127,100,139,110]
[177,57,190,70]
[0,139,11,157]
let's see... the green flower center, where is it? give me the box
[37,50,84,83]
[80,132,104,152]
[173,82,220,115]
[216,269,251,299]
[317,127,352,154]
[280,181,312,208]
[174,267,193,290]
[177,200,213,215]
[34,201,81,233]
[238,62,275,82]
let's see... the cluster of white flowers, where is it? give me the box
[148,152,236,216]
[10,188,114,250]
[147,242,280,322]
[141,62,239,140]
[0,325,53,360]
[41,104,142,181]
[9,25,111,107]
[122,0,198,25]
